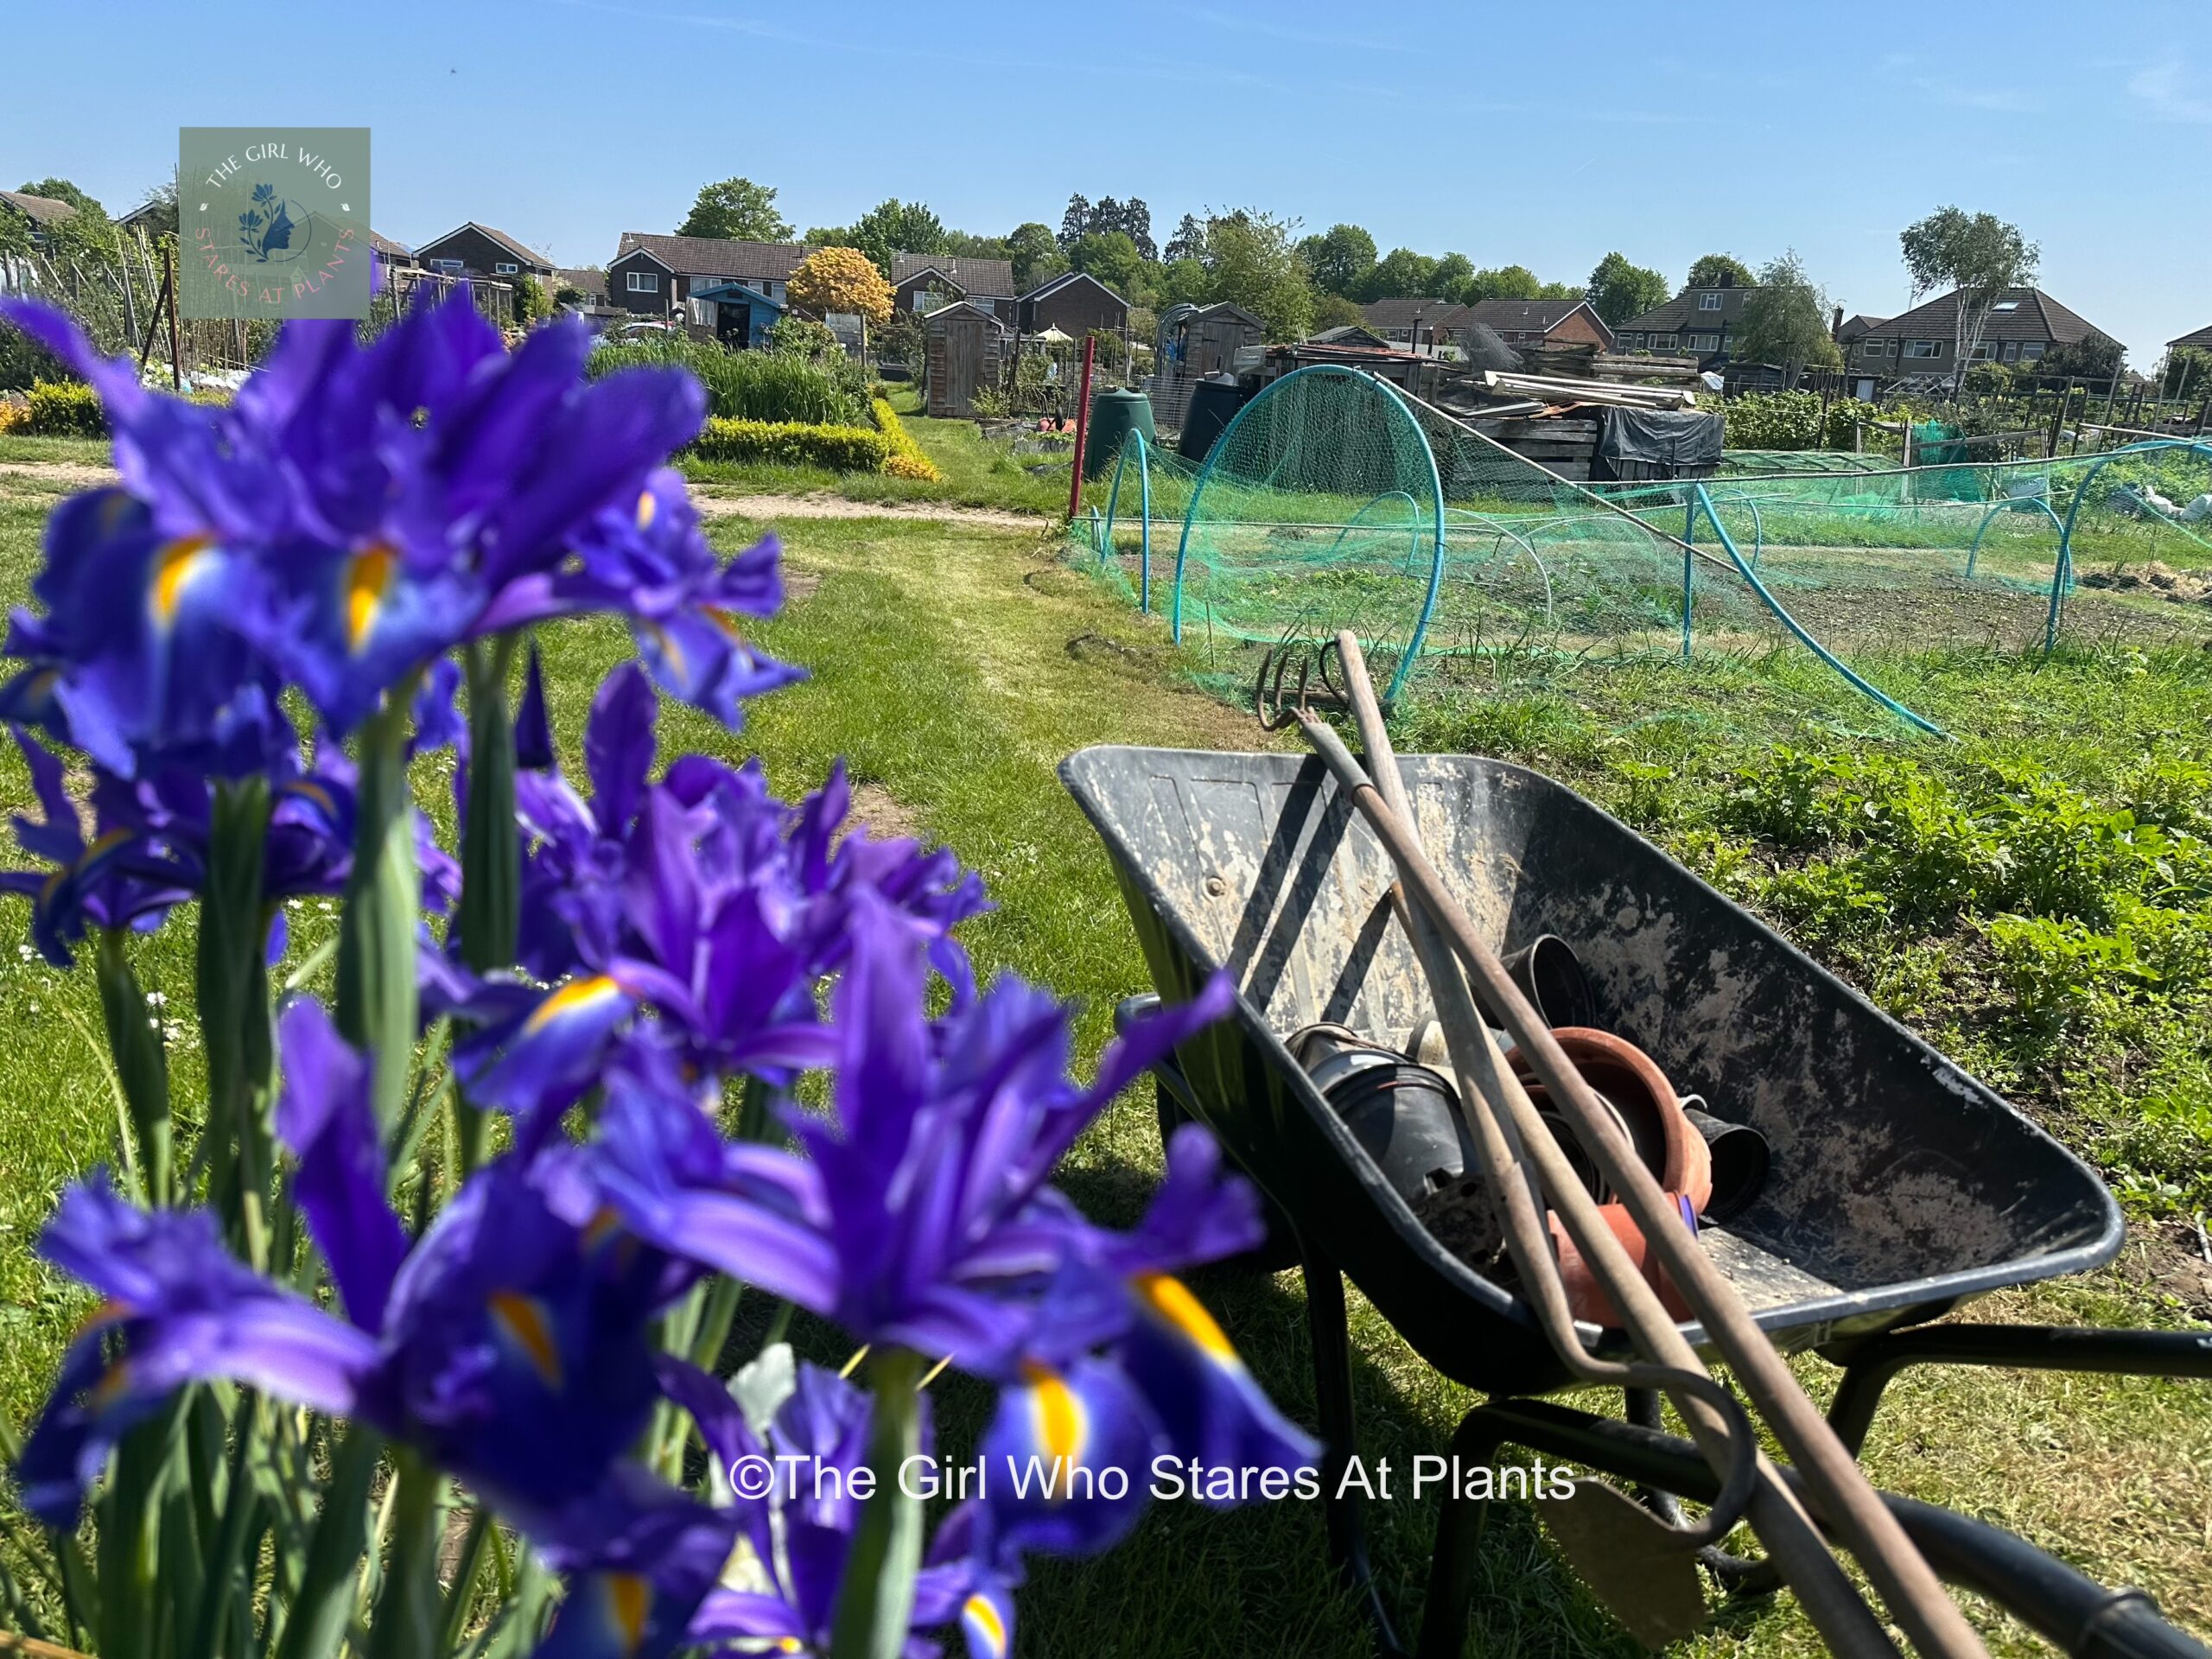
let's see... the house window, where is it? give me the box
[627,270,659,293]
[1990,300,2019,313]
[1969,340,1998,361]
[1690,333,1719,353]
[1698,292,1723,311]
[1621,333,1642,348]
[2002,340,2020,362]
[1904,339,1940,359]
[494,261,518,275]
[1654,334,1678,351]
[432,258,463,275]
[1863,340,1885,357]
[2020,341,2046,361]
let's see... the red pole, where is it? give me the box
[1067,334,1097,522]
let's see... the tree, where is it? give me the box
[1311,292,1366,332]
[676,177,792,241]
[1153,257,1212,308]
[127,176,180,241]
[1163,213,1208,264]
[1427,251,1474,300]
[1733,250,1842,381]
[1058,194,1091,251]
[1298,223,1376,296]
[1205,209,1313,341]
[17,177,105,217]
[1361,247,1438,302]
[1071,230,1143,297]
[1465,264,1541,302]
[1006,222,1064,292]
[1899,206,2038,391]
[1585,251,1670,327]
[2037,331,2126,384]
[1536,281,1585,300]
[510,274,551,327]
[845,199,946,276]
[2163,346,2212,400]
[1686,252,1755,289]
[787,245,893,354]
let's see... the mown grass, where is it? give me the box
[0,477,2208,1655]
[677,383,1074,515]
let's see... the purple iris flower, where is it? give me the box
[587,887,1236,1378]
[0,729,458,969]
[664,1352,980,1659]
[976,1123,1320,1557]
[456,671,986,1134]
[527,1471,742,1659]
[0,728,195,965]
[0,486,294,779]
[17,1000,688,1531]
[0,296,789,757]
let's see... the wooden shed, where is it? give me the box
[925,300,1007,419]
[1148,301,1266,429]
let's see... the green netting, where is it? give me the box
[1075,370,2212,728]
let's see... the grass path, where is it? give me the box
[0,477,2205,1654]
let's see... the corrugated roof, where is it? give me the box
[892,253,1015,296]
[0,189,78,226]
[1860,287,2109,347]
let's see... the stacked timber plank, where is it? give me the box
[1482,416,1599,480]
[1479,370,1696,410]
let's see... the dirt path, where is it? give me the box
[0,458,1057,533]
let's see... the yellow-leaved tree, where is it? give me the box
[787,246,894,357]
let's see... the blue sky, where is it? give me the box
[4,0,2208,361]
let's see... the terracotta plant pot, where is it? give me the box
[1508,1027,1713,1216]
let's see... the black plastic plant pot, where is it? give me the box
[1062,746,2122,1396]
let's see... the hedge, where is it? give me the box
[871,396,942,482]
[22,380,106,437]
[690,416,890,471]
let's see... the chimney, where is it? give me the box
[1831,303,1844,340]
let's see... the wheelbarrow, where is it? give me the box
[1063,743,2212,1658]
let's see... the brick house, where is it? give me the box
[605,235,814,319]
[1615,275,1755,363]
[1357,298,1473,348]
[1849,287,2113,378]
[1014,270,1129,336]
[1465,298,1614,351]
[413,223,553,283]
[890,254,1016,317]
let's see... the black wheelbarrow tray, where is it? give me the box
[1064,745,2212,1658]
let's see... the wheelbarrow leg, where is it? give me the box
[1300,1244,1407,1658]
[1415,1407,1510,1659]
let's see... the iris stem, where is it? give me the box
[454,637,520,1175]
[826,1347,926,1659]
[337,689,420,1137]
[199,778,274,1267]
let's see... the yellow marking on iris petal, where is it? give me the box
[523,974,619,1034]
[486,1291,564,1389]
[76,1297,132,1336]
[635,490,658,531]
[581,1205,623,1249]
[704,607,744,641]
[1021,1361,1087,1465]
[82,828,133,863]
[23,667,59,702]
[605,1573,650,1651]
[344,543,397,652]
[283,779,338,817]
[92,1360,134,1408]
[150,536,217,627]
[963,1594,1008,1658]
[639,620,686,681]
[1133,1272,1240,1363]
[838,1344,870,1380]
